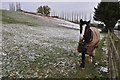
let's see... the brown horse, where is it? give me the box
[77,19,100,68]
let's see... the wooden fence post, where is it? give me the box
[108,30,120,80]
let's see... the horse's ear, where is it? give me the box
[87,20,90,28]
[80,19,83,23]
[87,20,90,24]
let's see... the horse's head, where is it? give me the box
[79,19,90,41]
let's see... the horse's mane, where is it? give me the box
[89,24,102,32]
[89,24,97,27]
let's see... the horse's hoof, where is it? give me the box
[80,64,85,68]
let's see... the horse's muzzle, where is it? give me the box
[77,42,87,53]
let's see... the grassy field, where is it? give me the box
[1,10,108,79]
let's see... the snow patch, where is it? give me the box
[0,52,7,56]
[53,18,80,29]
[99,66,108,73]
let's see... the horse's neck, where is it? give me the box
[84,29,92,43]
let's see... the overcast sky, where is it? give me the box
[2,2,99,12]
[2,2,100,21]
[1,0,101,2]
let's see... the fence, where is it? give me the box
[107,30,120,80]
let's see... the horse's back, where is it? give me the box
[87,27,100,56]
[90,27,100,45]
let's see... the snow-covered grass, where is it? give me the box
[1,10,108,79]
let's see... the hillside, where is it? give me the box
[1,10,108,79]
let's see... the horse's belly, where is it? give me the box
[86,44,96,56]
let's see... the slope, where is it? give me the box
[1,10,108,79]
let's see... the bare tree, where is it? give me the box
[16,2,22,11]
[9,2,15,11]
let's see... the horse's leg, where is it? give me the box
[88,56,93,63]
[88,49,95,63]
[80,53,85,68]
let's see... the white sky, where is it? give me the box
[1,0,119,2]
[1,0,101,2]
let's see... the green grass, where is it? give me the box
[111,32,120,55]
[0,10,2,21]
[2,10,109,79]
[2,10,38,26]
[2,10,56,27]
[3,16,37,26]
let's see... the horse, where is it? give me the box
[77,19,100,68]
